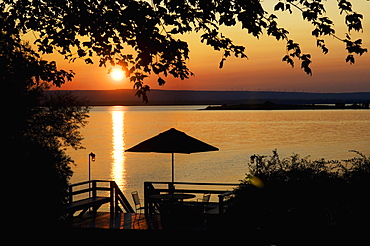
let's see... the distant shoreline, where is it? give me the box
[203,101,370,110]
[83,101,214,106]
[45,89,370,107]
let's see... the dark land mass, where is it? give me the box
[45,89,370,107]
[204,100,370,110]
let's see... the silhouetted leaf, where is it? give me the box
[316,39,324,47]
[312,28,320,37]
[219,58,225,69]
[301,54,311,60]
[274,2,284,11]
[77,49,86,57]
[321,46,329,54]
[346,12,363,32]
[134,85,151,103]
[282,55,294,68]
[302,11,318,21]
[286,4,292,14]
[301,59,312,76]
[303,66,312,76]
[338,0,353,14]
[84,58,93,64]
[346,54,355,64]
[345,39,368,56]
[158,77,166,86]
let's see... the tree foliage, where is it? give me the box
[1,0,367,102]
[1,12,89,226]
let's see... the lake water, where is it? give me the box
[68,106,370,200]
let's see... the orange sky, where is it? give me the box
[39,1,369,92]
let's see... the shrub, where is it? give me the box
[226,150,370,238]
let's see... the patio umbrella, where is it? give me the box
[125,128,219,182]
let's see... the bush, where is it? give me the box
[226,150,370,238]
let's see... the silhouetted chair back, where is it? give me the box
[131,191,146,229]
[202,193,211,203]
[132,191,143,211]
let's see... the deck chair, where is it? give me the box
[185,193,211,212]
[200,193,211,203]
[131,191,146,229]
[199,193,211,212]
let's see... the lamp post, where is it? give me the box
[88,152,96,198]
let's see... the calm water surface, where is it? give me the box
[68,106,370,200]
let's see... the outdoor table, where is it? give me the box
[150,193,196,201]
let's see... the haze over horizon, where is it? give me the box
[35,1,370,93]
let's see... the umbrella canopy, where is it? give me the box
[126,128,219,182]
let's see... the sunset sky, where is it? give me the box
[37,1,370,93]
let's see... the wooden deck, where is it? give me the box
[72,212,162,230]
[65,180,238,231]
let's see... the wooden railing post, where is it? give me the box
[218,195,224,215]
[144,182,151,219]
[169,182,175,194]
[114,183,119,214]
[110,181,114,215]
[92,180,97,198]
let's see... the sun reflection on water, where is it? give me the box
[110,106,126,190]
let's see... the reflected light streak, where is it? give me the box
[111,107,126,190]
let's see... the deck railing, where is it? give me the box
[144,181,238,217]
[65,180,134,217]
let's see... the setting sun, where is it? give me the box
[110,67,125,81]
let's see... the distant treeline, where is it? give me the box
[44,89,370,106]
[204,101,370,110]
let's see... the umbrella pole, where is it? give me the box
[171,152,174,183]
[169,152,175,195]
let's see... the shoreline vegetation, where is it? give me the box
[44,90,370,107]
[203,100,370,110]
[224,150,370,242]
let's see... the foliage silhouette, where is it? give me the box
[1,13,89,227]
[226,150,370,240]
[1,0,367,102]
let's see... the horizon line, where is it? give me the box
[48,89,370,94]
